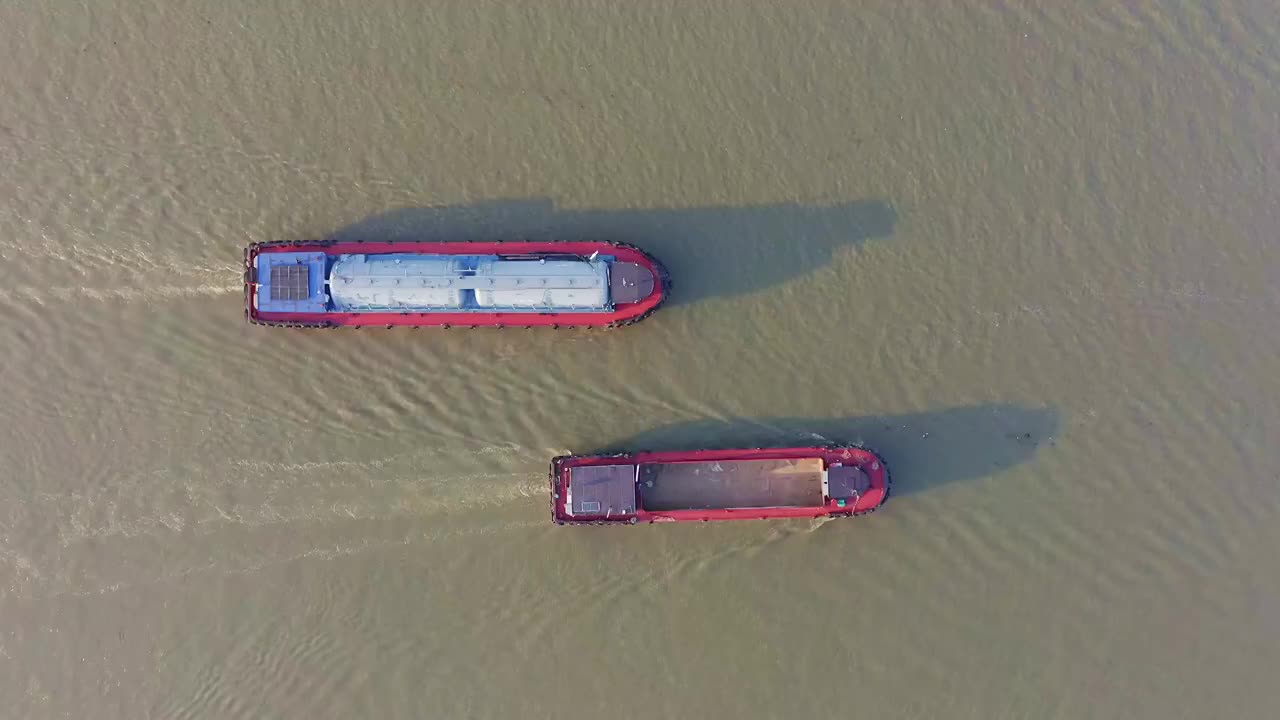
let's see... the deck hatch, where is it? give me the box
[270,263,311,301]
[254,251,328,313]
[567,464,637,517]
[827,464,871,502]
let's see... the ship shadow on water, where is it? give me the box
[588,404,1060,497]
[330,197,897,306]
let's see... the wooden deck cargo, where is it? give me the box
[639,458,825,510]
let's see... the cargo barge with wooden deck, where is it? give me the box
[550,446,889,524]
[244,240,668,328]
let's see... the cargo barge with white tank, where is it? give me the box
[244,240,669,328]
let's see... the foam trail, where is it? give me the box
[0,284,240,304]
[230,457,401,473]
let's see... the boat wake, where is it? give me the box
[0,284,240,305]
[14,518,547,601]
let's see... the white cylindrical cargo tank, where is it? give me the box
[328,254,466,310]
[473,258,609,309]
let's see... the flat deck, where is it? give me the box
[608,262,656,303]
[639,458,825,511]
[567,464,637,517]
[269,263,310,300]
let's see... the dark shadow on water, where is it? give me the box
[331,197,896,306]
[589,404,1060,497]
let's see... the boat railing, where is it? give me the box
[332,301,615,313]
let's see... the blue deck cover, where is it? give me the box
[256,252,329,313]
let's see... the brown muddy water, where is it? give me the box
[2,1,1278,718]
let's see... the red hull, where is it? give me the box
[244,240,669,328]
[550,446,889,525]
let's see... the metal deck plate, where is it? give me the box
[608,262,655,303]
[568,465,637,517]
[269,263,311,301]
[826,465,871,501]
